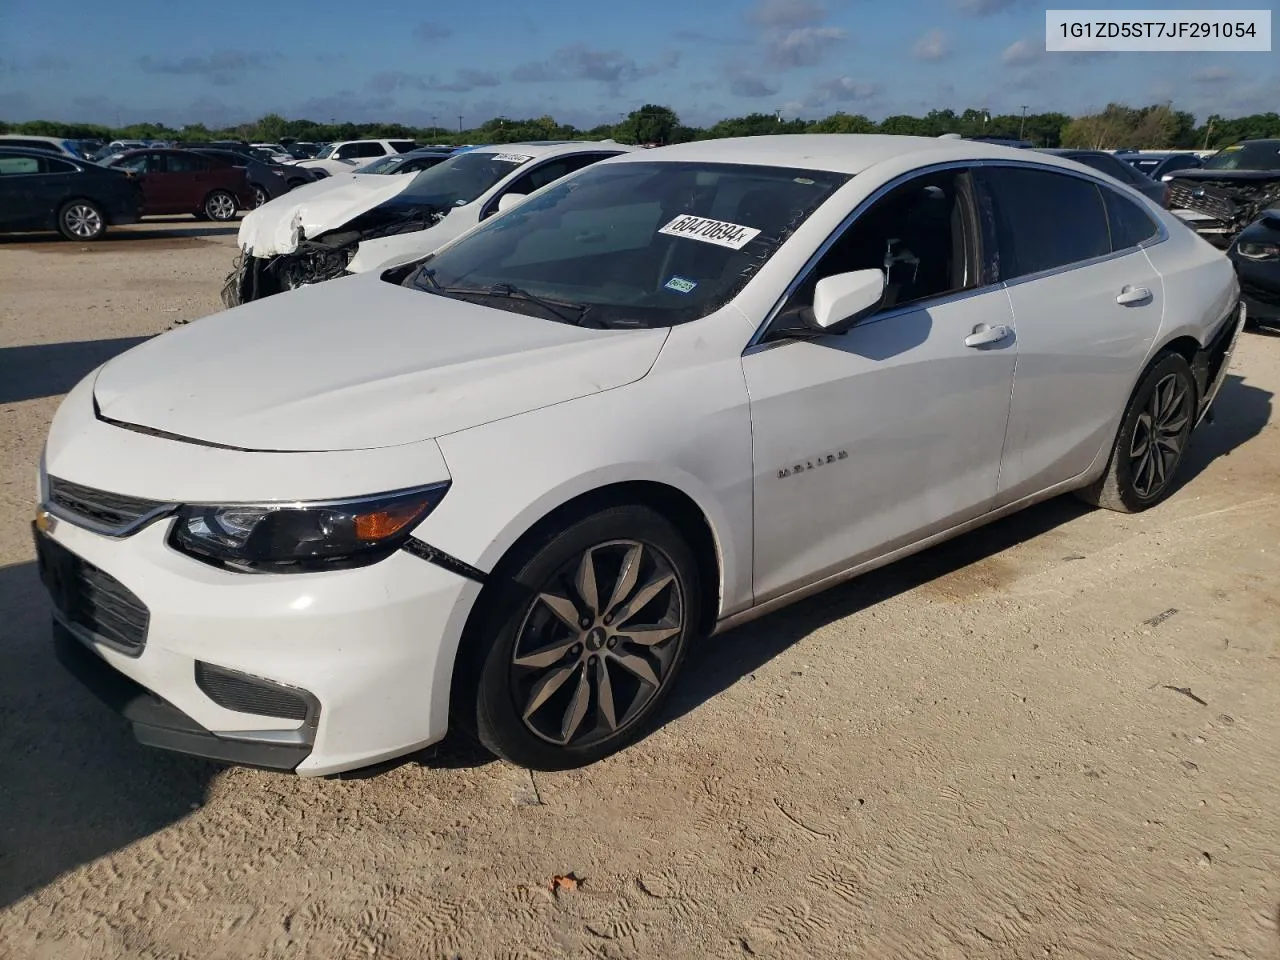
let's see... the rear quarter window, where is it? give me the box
[1101,187,1160,251]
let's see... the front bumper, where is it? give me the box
[35,506,481,777]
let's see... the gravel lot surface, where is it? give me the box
[2,220,1278,960]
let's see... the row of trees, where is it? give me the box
[4,103,1278,151]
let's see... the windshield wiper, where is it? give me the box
[410,269,593,326]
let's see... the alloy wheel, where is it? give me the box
[207,193,237,220]
[510,540,685,747]
[1128,371,1191,499]
[253,186,268,208]
[63,204,102,239]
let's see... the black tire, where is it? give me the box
[286,178,306,190]
[1076,351,1198,513]
[251,184,268,208]
[57,199,106,241]
[203,189,238,222]
[462,504,702,770]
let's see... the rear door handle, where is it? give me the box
[964,323,1012,348]
[1116,285,1153,305]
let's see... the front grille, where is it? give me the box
[47,476,169,534]
[36,534,150,655]
[195,662,313,721]
[1166,181,1236,222]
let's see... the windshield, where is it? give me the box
[401,160,849,328]
[392,150,534,207]
[1203,141,1280,171]
[357,154,411,174]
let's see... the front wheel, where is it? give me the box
[251,184,268,208]
[203,190,238,222]
[58,200,106,240]
[1076,352,1198,513]
[467,505,702,770]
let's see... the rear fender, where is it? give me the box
[1192,301,1247,425]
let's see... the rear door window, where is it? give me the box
[977,166,1111,280]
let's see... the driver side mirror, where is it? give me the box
[497,192,528,213]
[810,269,887,333]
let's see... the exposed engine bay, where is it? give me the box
[1165,175,1280,247]
[221,205,445,308]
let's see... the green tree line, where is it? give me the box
[4,102,1277,151]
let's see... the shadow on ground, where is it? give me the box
[0,218,239,247]
[660,373,1273,731]
[0,560,218,910]
[0,337,150,405]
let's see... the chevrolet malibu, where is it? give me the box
[36,136,1244,775]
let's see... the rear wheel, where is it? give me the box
[203,190,238,222]
[465,505,702,770]
[57,200,106,240]
[1076,352,1197,513]
[251,184,268,208]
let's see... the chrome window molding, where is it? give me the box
[744,157,1171,350]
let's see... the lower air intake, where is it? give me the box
[194,662,314,722]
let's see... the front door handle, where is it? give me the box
[964,323,1011,348]
[1116,285,1153,305]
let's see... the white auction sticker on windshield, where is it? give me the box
[658,215,760,250]
[491,153,532,164]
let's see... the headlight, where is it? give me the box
[1235,242,1279,261]
[169,483,449,572]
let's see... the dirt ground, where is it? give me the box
[1,220,1278,960]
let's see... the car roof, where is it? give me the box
[0,134,68,144]
[465,140,640,159]
[606,134,1073,175]
[0,144,79,157]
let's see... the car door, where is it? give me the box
[113,152,167,212]
[27,155,78,215]
[741,167,1018,602]
[158,151,215,212]
[0,153,43,229]
[975,164,1167,506]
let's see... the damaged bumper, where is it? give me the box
[1193,301,1247,426]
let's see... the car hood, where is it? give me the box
[92,274,668,452]
[237,174,419,256]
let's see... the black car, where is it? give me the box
[1162,140,1280,248]
[1228,209,1280,328]
[0,146,141,240]
[1124,152,1204,181]
[187,148,295,207]
[1035,148,1166,203]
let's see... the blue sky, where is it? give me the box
[1,0,1275,128]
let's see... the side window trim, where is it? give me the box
[479,157,571,218]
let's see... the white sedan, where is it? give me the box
[36,135,1243,775]
[225,141,635,305]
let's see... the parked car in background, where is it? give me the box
[0,146,141,240]
[967,135,1034,149]
[1227,208,1280,328]
[188,148,294,208]
[227,141,636,304]
[103,148,254,221]
[284,142,322,160]
[1035,148,1167,203]
[0,134,86,159]
[294,139,419,176]
[181,143,319,190]
[251,143,293,162]
[91,141,147,162]
[1163,140,1280,248]
[36,136,1243,776]
[1124,151,1203,181]
[353,147,457,175]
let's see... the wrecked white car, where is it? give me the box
[223,141,635,306]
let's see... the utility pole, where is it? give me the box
[458,115,463,134]
[1019,105,1028,139]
